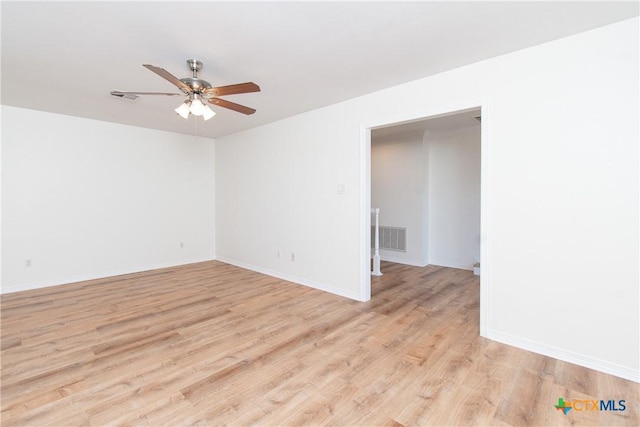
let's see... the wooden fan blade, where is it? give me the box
[111,90,182,96]
[204,82,261,97]
[142,64,191,93]
[208,97,256,115]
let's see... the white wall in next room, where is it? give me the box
[371,131,428,266]
[426,125,481,270]
[371,124,480,270]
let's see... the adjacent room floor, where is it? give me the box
[1,261,637,426]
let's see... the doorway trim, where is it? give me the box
[359,100,490,337]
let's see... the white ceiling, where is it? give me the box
[372,108,481,140]
[2,1,638,139]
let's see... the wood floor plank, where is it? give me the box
[2,260,638,426]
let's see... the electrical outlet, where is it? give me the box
[25,259,32,267]
[180,242,184,249]
[291,253,295,262]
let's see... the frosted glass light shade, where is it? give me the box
[175,102,190,119]
[190,97,205,116]
[202,106,216,121]
[174,96,214,120]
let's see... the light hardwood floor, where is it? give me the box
[1,261,638,426]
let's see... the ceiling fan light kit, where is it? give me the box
[111,59,260,120]
[201,104,216,120]
[190,96,206,115]
[174,101,192,119]
[174,93,216,120]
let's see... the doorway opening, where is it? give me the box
[359,105,489,335]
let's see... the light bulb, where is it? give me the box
[202,105,216,121]
[190,97,205,116]
[175,102,190,119]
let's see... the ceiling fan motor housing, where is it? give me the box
[181,60,211,94]
[179,77,212,94]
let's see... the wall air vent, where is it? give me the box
[371,226,407,252]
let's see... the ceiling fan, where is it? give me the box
[111,59,260,120]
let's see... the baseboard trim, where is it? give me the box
[376,256,474,271]
[0,257,216,295]
[378,254,428,267]
[427,260,474,271]
[217,257,362,301]
[485,328,640,383]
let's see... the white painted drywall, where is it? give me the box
[215,111,363,300]
[215,18,639,380]
[1,107,216,293]
[370,125,480,269]
[426,126,481,270]
[371,132,428,266]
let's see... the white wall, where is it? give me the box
[370,125,480,269]
[426,126,481,270]
[1,106,216,293]
[371,132,428,266]
[216,18,639,381]
[215,112,363,300]
[370,125,481,269]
